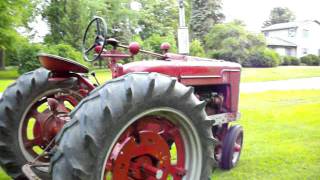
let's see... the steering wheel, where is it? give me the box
[82,16,108,62]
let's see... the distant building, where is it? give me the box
[261,20,320,58]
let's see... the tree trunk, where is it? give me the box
[0,48,5,70]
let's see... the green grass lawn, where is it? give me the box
[0,67,19,79]
[89,69,112,84]
[0,80,16,93]
[0,67,19,93]
[213,90,320,179]
[0,168,10,180]
[0,68,112,93]
[241,66,320,82]
[92,66,320,83]
[0,90,319,179]
[0,66,320,179]
[1,66,320,92]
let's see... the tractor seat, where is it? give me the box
[38,53,89,73]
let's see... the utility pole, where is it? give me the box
[177,0,189,54]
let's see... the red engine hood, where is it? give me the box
[121,56,241,79]
[121,56,241,113]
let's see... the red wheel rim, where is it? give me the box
[232,133,243,165]
[102,116,188,180]
[19,89,82,162]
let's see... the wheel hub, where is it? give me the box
[31,98,70,146]
[104,117,187,180]
[109,131,170,179]
[20,91,81,162]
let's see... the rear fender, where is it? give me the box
[38,53,89,74]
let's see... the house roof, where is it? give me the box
[262,22,298,31]
[262,20,320,31]
[266,37,297,47]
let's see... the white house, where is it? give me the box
[261,20,320,58]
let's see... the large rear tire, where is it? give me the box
[51,73,217,180]
[0,68,83,179]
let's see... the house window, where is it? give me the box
[286,48,292,56]
[303,29,309,38]
[288,28,296,37]
[302,48,308,55]
[264,31,269,37]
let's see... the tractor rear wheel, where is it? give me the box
[51,73,216,180]
[0,68,83,179]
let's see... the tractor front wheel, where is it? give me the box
[52,73,216,180]
[220,125,243,170]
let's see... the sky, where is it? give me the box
[29,0,320,42]
[223,0,320,32]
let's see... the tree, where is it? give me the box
[137,0,179,40]
[204,22,266,64]
[143,34,177,54]
[190,39,205,57]
[43,0,139,49]
[190,0,224,42]
[0,0,35,69]
[263,7,295,27]
[43,0,91,49]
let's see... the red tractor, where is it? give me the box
[0,17,243,180]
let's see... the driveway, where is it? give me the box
[240,77,320,93]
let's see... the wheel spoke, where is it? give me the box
[24,136,42,149]
[104,161,112,172]
[85,44,96,54]
[47,98,70,113]
[32,110,48,123]
[168,165,186,179]
[96,19,101,35]
[166,127,179,137]
[29,108,40,118]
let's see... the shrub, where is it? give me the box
[300,54,320,66]
[17,43,87,74]
[290,56,300,65]
[209,48,246,63]
[5,48,19,66]
[244,48,280,67]
[282,56,300,66]
[190,39,205,57]
[17,43,43,74]
[42,44,85,65]
[205,22,266,64]
[5,36,30,67]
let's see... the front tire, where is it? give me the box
[52,73,217,180]
[220,125,243,170]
